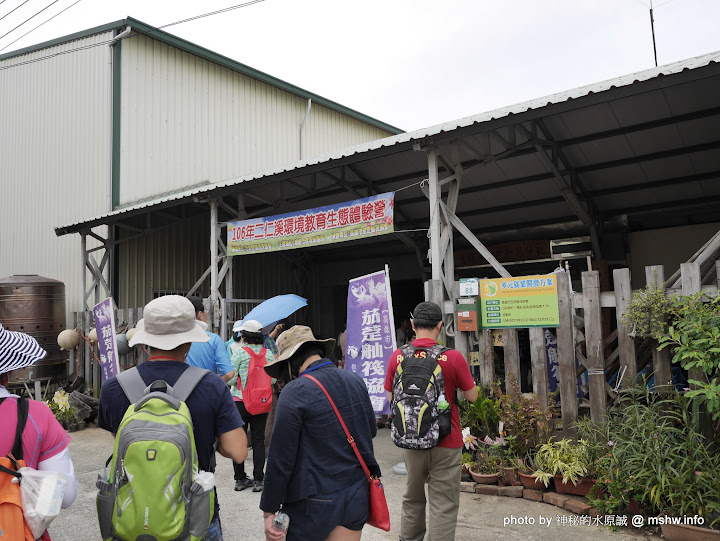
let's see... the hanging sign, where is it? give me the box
[479,274,560,329]
[345,269,395,415]
[93,298,120,381]
[227,192,394,256]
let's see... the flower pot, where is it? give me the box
[502,467,522,486]
[553,475,596,496]
[518,472,545,490]
[470,471,500,484]
[660,521,720,541]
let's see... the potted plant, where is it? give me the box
[469,449,502,484]
[517,454,545,490]
[533,438,593,496]
[461,452,475,481]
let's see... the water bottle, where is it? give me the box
[272,510,290,532]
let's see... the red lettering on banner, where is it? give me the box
[254,224,265,239]
[275,220,285,237]
[338,208,350,226]
[284,217,295,235]
[316,213,327,230]
[361,203,374,221]
[296,216,306,233]
[327,210,338,228]
[305,214,316,232]
[349,204,361,224]
[374,200,386,217]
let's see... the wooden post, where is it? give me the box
[645,265,672,390]
[681,262,704,389]
[582,271,606,425]
[478,329,495,388]
[529,327,549,409]
[503,328,521,393]
[613,268,637,389]
[556,272,578,435]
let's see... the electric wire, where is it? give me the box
[157,0,266,29]
[0,0,82,53]
[0,0,32,22]
[0,0,267,67]
[0,0,64,41]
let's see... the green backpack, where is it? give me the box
[96,366,214,541]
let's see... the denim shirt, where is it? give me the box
[260,359,379,513]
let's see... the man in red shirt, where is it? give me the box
[384,302,478,541]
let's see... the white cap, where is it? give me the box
[232,319,263,333]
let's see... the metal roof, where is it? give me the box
[56,47,720,244]
[0,17,402,135]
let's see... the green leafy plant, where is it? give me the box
[622,278,671,340]
[533,437,589,487]
[470,448,502,475]
[46,389,76,425]
[606,385,720,529]
[459,384,499,439]
[491,374,556,460]
[659,293,720,422]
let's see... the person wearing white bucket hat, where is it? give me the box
[98,295,247,541]
[0,323,79,528]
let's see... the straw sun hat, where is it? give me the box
[264,325,334,379]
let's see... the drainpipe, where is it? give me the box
[299,99,312,160]
[107,26,131,212]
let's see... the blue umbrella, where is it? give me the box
[241,294,308,329]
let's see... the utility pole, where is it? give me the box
[649,0,658,67]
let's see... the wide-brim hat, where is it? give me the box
[129,295,209,350]
[0,323,48,375]
[264,325,334,379]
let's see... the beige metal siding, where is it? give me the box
[0,32,113,315]
[118,36,393,206]
[117,214,319,327]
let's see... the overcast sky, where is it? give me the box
[2,0,720,131]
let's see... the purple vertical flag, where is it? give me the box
[93,298,120,382]
[346,270,395,415]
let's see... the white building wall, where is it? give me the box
[0,32,113,314]
[118,36,392,206]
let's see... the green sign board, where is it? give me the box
[479,274,560,328]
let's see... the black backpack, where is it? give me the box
[390,344,451,449]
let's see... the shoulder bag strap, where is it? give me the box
[427,344,449,362]
[172,366,210,402]
[116,366,147,404]
[303,374,372,481]
[12,397,29,460]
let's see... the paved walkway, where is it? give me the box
[50,426,660,540]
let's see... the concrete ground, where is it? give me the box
[50,426,661,540]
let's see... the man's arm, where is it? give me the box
[462,384,479,402]
[217,427,247,463]
[213,335,235,381]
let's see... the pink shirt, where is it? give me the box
[0,395,70,468]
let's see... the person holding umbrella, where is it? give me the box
[228,319,275,492]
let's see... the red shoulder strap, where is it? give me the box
[303,374,372,481]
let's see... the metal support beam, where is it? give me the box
[209,199,220,330]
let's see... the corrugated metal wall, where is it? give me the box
[0,32,113,315]
[118,36,391,206]
[117,213,320,328]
